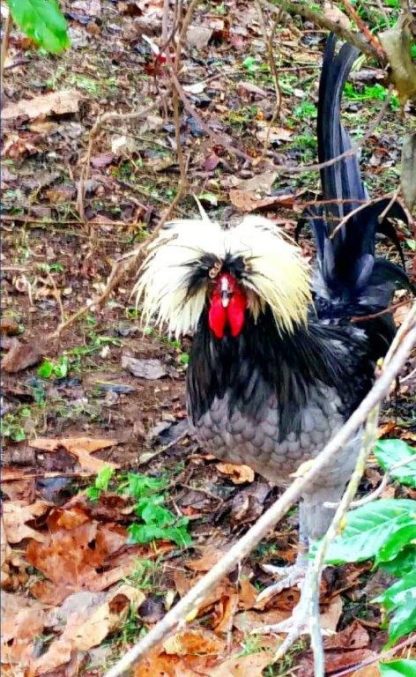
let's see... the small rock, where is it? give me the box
[186,24,213,49]
[1,338,42,373]
[122,355,167,380]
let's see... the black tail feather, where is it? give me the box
[306,34,411,301]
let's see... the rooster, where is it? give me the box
[136,35,413,642]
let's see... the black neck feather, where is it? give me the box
[187,308,373,438]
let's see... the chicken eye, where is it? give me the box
[208,261,222,279]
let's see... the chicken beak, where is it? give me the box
[220,276,232,308]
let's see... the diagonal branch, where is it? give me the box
[103,304,416,677]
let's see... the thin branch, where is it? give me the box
[347,454,416,508]
[332,633,416,677]
[0,6,12,93]
[340,0,386,61]
[76,102,159,220]
[255,0,283,156]
[103,305,416,677]
[304,404,381,676]
[260,0,386,63]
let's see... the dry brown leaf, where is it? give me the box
[229,189,295,213]
[3,90,82,121]
[237,170,277,193]
[213,592,239,634]
[238,578,258,610]
[1,339,42,373]
[256,125,293,144]
[233,608,290,633]
[229,189,261,212]
[163,628,225,656]
[320,594,343,633]
[1,592,47,666]
[0,318,19,336]
[29,437,119,472]
[32,583,145,674]
[3,500,50,544]
[186,546,226,572]
[325,649,377,674]
[324,620,369,650]
[26,508,155,603]
[211,650,274,676]
[216,463,255,484]
[377,421,397,438]
[134,649,212,677]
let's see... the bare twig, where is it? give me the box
[103,305,416,677]
[340,0,386,61]
[261,0,386,63]
[332,633,416,676]
[46,271,65,326]
[255,0,283,156]
[351,299,412,324]
[76,102,159,219]
[300,405,381,676]
[0,6,12,94]
[378,186,402,223]
[161,0,170,43]
[346,454,416,508]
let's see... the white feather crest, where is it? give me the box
[134,215,311,337]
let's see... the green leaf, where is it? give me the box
[323,500,416,564]
[141,502,176,528]
[375,571,416,610]
[375,572,416,646]
[12,427,26,442]
[37,360,54,379]
[381,547,416,576]
[7,0,70,53]
[126,473,166,499]
[86,466,114,501]
[95,466,114,491]
[380,660,416,677]
[86,485,101,502]
[128,522,191,547]
[375,439,416,488]
[377,524,416,564]
[242,56,258,72]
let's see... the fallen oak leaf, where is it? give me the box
[29,437,119,473]
[3,90,82,121]
[1,592,47,666]
[3,500,50,543]
[31,582,146,674]
[216,462,255,484]
[319,594,343,633]
[163,628,225,656]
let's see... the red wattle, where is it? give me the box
[228,295,246,337]
[208,299,227,339]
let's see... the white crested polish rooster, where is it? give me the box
[136,36,413,650]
